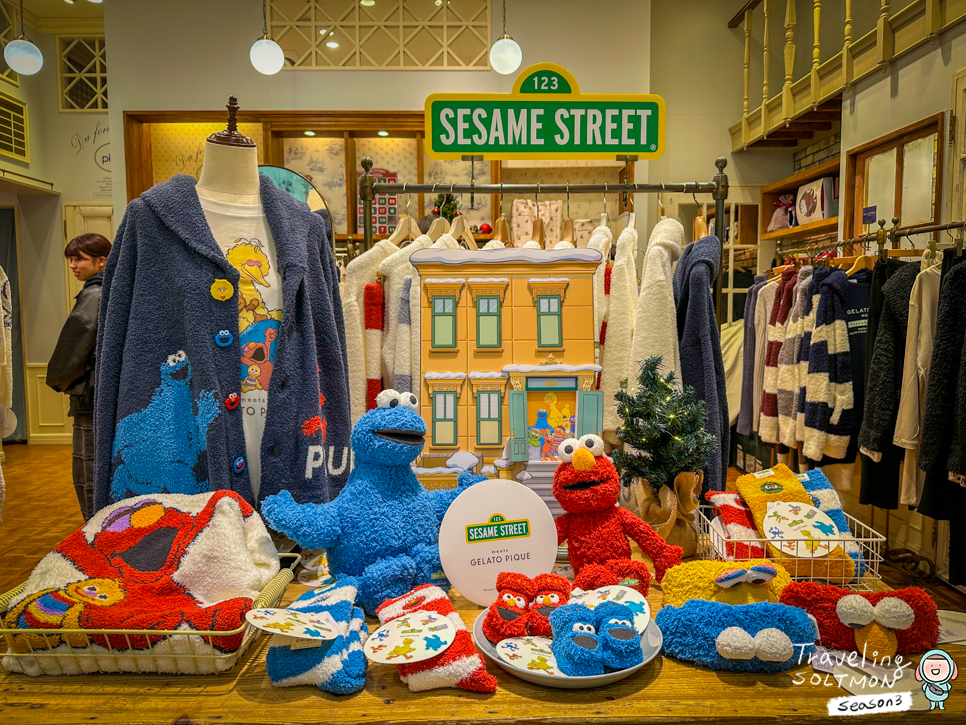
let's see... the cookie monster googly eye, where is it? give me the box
[580,434,605,457]
[557,439,581,463]
[399,393,419,411]
[571,622,596,635]
[375,389,402,409]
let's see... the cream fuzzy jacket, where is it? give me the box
[600,226,639,443]
[752,280,778,432]
[588,224,614,353]
[379,234,433,388]
[343,240,397,424]
[629,218,683,392]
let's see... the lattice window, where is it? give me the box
[0,90,27,161]
[59,37,108,111]
[0,1,18,87]
[270,0,490,70]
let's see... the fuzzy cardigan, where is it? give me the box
[752,280,778,432]
[379,234,433,388]
[600,226,639,442]
[630,218,683,393]
[795,266,829,447]
[802,269,854,461]
[737,275,767,436]
[672,236,729,492]
[759,268,797,444]
[94,175,351,511]
[343,240,396,424]
[777,266,813,447]
[858,263,920,458]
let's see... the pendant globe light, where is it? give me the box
[250,0,285,75]
[4,0,43,76]
[489,0,521,75]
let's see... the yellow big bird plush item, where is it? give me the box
[661,559,791,608]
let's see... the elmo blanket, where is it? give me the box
[2,491,280,676]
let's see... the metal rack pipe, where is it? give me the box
[362,181,717,195]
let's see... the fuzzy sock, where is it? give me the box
[527,573,572,637]
[736,465,855,582]
[364,282,384,410]
[798,469,865,578]
[376,584,497,693]
[483,572,535,643]
[265,578,368,695]
[704,491,766,561]
[572,559,652,597]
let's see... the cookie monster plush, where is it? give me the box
[594,601,642,670]
[261,389,483,614]
[549,603,604,676]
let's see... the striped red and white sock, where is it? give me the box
[376,585,497,693]
[704,491,765,561]
[364,282,384,410]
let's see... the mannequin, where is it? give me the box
[196,141,261,205]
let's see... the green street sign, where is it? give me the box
[465,513,531,543]
[424,63,665,160]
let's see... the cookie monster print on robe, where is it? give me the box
[261,389,485,615]
[110,350,220,500]
[93,174,350,511]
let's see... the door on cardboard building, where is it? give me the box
[64,204,114,314]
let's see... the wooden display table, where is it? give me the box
[2,579,963,725]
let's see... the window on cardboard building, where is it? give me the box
[536,295,562,348]
[432,296,456,348]
[476,391,501,446]
[476,296,501,348]
[433,391,457,446]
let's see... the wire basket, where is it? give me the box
[695,505,885,591]
[0,553,298,677]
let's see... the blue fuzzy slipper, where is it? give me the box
[549,603,604,676]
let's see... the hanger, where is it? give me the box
[426,185,447,241]
[956,228,964,256]
[491,187,511,245]
[600,184,609,227]
[692,192,708,239]
[531,187,545,247]
[659,184,667,220]
[447,190,478,249]
[562,183,574,243]
[386,184,420,247]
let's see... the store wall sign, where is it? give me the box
[439,479,557,607]
[425,63,666,160]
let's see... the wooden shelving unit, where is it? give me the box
[759,158,839,244]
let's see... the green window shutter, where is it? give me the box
[508,389,528,462]
[476,296,501,347]
[433,391,457,446]
[432,296,456,348]
[536,295,562,347]
[576,390,604,437]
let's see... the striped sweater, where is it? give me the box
[795,266,830,447]
[802,269,854,460]
[759,267,798,443]
[776,266,813,447]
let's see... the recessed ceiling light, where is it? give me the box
[87,0,103,3]
[360,0,376,6]
[377,130,389,137]
[63,0,75,5]
[319,28,327,35]
[304,131,316,137]
[326,41,339,48]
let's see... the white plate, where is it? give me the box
[472,611,662,689]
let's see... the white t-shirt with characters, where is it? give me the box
[199,196,282,501]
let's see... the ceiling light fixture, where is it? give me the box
[304,130,316,136]
[319,28,327,35]
[360,0,376,6]
[4,0,43,76]
[87,0,103,3]
[250,0,284,75]
[63,0,75,5]
[377,130,389,137]
[326,40,340,48]
[489,0,521,75]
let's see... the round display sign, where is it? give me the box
[439,479,557,607]
[363,614,456,664]
[764,501,839,558]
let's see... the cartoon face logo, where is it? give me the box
[553,434,619,514]
[402,595,426,611]
[66,578,126,607]
[210,279,234,301]
[247,364,262,379]
[161,350,189,382]
[761,482,783,494]
[916,649,959,710]
[215,330,234,347]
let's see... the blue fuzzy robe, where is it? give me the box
[93,174,350,512]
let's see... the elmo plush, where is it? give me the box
[482,572,535,643]
[554,435,682,595]
[527,573,572,636]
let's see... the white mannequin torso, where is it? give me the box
[196,141,261,205]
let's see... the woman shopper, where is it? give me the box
[47,233,111,521]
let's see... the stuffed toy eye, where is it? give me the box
[557,439,581,462]
[514,596,526,608]
[571,622,596,635]
[745,563,778,585]
[580,434,604,456]
[607,618,632,627]
[501,593,517,606]
[873,597,915,631]
[836,594,875,628]
[399,393,419,411]
[547,593,560,604]
[376,389,402,409]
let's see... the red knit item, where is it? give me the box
[597,265,613,389]
[482,572,535,643]
[704,491,766,561]
[364,282,384,411]
[779,582,939,657]
[554,452,682,595]
[572,559,653,596]
[526,573,571,637]
[376,584,497,693]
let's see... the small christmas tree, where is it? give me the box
[611,356,716,491]
[431,193,459,222]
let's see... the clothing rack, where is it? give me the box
[779,217,966,262]
[357,156,731,319]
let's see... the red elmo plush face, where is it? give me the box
[553,435,619,515]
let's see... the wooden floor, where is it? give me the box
[1,445,965,724]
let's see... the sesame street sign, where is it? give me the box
[424,63,666,161]
[466,514,531,543]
